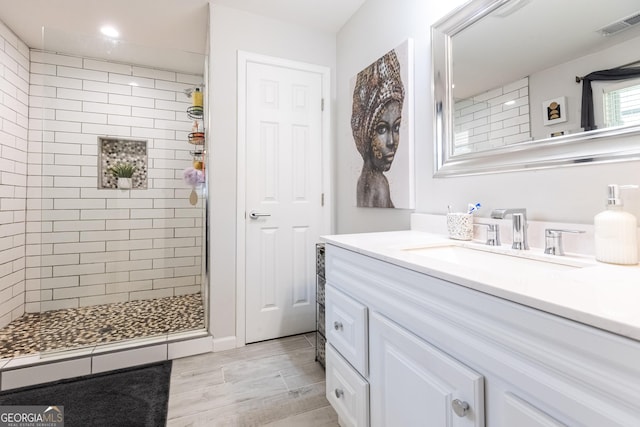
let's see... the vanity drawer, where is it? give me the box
[326,343,369,427]
[326,284,368,377]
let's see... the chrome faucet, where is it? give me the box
[490,208,529,250]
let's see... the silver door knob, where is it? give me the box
[333,321,343,331]
[452,399,470,417]
[334,388,344,399]
[249,211,271,220]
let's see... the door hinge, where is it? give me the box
[321,193,325,206]
[321,98,325,111]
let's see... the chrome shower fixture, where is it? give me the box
[184,85,205,98]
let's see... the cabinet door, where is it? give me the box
[369,312,484,427]
[326,285,368,377]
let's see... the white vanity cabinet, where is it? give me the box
[369,311,484,427]
[324,243,640,427]
[325,249,484,427]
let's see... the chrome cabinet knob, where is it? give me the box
[452,399,470,417]
[334,388,344,399]
[333,321,343,331]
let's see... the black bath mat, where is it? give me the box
[0,360,172,427]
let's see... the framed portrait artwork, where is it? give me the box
[348,39,414,209]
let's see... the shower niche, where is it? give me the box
[98,137,148,190]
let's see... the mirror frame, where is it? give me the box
[432,0,640,177]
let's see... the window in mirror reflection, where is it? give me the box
[453,77,532,154]
[602,79,640,128]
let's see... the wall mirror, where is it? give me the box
[432,0,640,177]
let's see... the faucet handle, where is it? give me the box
[474,223,501,246]
[544,228,586,256]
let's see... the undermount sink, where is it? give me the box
[402,244,589,273]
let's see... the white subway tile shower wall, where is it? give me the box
[0,21,29,328]
[454,77,531,153]
[24,50,204,313]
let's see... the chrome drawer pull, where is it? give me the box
[452,399,470,417]
[335,388,344,399]
[333,321,343,331]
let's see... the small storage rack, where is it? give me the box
[316,243,326,368]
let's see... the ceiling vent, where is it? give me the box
[599,11,640,36]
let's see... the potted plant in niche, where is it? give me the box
[110,163,135,189]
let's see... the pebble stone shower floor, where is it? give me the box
[0,293,205,359]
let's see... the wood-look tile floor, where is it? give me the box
[167,332,339,427]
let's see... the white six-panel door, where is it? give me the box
[243,57,325,343]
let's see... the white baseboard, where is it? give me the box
[212,336,238,352]
[168,336,214,359]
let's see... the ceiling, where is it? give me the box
[0,0,365,73]
[210,0,365,33]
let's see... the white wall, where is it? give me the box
[208,5,336,340]
[0,21,29,328]
[336,0,466,233]
[24,51,204,312]
[336,0,640,233]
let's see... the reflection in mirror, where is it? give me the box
[433,0,640,176]
[600,79,640,128]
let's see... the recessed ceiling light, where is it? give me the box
[504,100,516,106]
[100,26,119,38]
[129,82,139,87]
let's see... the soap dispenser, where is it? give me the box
[594,184,638,265]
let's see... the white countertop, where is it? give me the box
[322,230,640,342]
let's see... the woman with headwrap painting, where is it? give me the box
[351,49,405,208]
